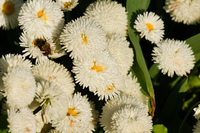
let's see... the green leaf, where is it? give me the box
[0,129,8,133]
[149,63,160,79]
[126,0,155,116]
[178,78,189,93]
[186,33,200,62]
[153,124,168,133]
[156,77,186,125]
[188,61,200,88]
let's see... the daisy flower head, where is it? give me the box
[0,0,23,30]
[0,54,32,75]
[134,11,164,44]
[122,72,148,105]
[18,0,64,39]
[107,34,134,76]
[111,105,153,133]
[72,51,124,101]
[56,0,79,11]
[52,93,95,133]
[60,16,107,61]
[100,94,148,132]
[32,59,75,97]
[96,77,124,101]
[36,81,68,123]
[84,0,127,37]
[19,32,57,61]
[2,67,36,109]
[152,39,195,77]
[0,54,32,95]
[164,0,200,25]
[8,108,36,133]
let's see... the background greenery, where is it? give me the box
[1,0,200,132]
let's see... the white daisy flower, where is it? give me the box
[0,54,32,75]
[19,32,56,60]
[36,81,68,123]
[100,94,148,132]
[52,93,95,133]
[111,105,153,133]
[60,16,107,61]
[122,72,148,106]
[32,59,75,97]
[56,0,79,11]
[3,67,36,109]
[72,51,124,101]
[107,34,134,76]
[0,54,32,95]
[95,76,124,101]
[194,104,200,120]
[8,108,36,133]
[193,120,200,133]
[19,32,65,61]
[0,0,23,30]
[134,11,164,44]
[164,0,200,25]
[84,0,127,37]
[18,0,65,38]
[152,39,195,77]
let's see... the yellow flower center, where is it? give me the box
[67,108,80,116]
[37,10,47,21]
[81,33,88,44]
[25,127,31,132]
[105,84,115,91]
[64,2,72,8]
[91,61,103,72]
[146,23,154,32]
[2,2,15,15]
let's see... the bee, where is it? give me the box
[33,38,52,56]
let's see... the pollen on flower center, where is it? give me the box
[64,2,72,8]
[105,84,115,91]
[146,23,154,32]
[2,2,15,15]
[91,61,103,72]
[37,10,47,21]
[81,33,88,44]
[67,108,80,116]
[25,127,31,132]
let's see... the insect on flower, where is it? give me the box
[33,38,52,56]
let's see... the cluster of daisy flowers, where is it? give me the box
[134,11,195,77]
[0,0,153,132]
[163,0,200,25]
